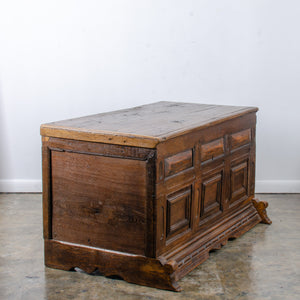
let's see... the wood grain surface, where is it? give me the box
[42,102,271,291]
[40,101,258,148]
[51,151,148,255]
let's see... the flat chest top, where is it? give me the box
[40,101,258,148]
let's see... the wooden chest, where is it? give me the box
[40,101,271,291]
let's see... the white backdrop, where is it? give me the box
[0,1,299,192]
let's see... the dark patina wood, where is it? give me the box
[41,101,271,291]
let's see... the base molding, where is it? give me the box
[161,202,262,282]
[45,240,181,292]
[44,200,271,291]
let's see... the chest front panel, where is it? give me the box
[155,113,256,256]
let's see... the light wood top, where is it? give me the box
[40,101,258,148]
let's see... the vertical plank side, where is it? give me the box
[145,150,157,258]
[155,143,166,257]
[155,196,165,256]
[223,134,231,211]
[192,142,201,234]
[42,137,52,239]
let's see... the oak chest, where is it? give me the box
[41,101,271,291]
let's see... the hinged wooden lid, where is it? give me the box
[40,101,258,148]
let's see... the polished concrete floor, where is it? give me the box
[0,194,299,300]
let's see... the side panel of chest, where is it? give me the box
[42,138,156,257]
[155,113,257,257]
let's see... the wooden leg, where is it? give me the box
[252,198,272,225]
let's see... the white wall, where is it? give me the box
[0,0,299,193]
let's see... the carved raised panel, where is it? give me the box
[230,157,249,204]
[230,129,251,150]
[201,138,224,163]
[199,168,224,223]
[166,186,192,239]
[164,150,193,177]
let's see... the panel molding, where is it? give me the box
[166,186,192,239]
[199,168,224,224]
[164,149,193,178]
[230,160,248,201]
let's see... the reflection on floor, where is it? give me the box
[0,194,299,300]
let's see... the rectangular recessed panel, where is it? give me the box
[199,169,224,223]
[164,150,193,177]
[166,186,192,238]
[230,159,249,204]
[202,174,222,212]
[201,138,224,162]
[230,129,251,150]
[51,151,147,255]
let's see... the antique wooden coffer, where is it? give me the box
[41,101,271,291]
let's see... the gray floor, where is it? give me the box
[0,194,299,300]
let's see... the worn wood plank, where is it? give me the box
[40,101,258,147]
[51,151,148,255]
